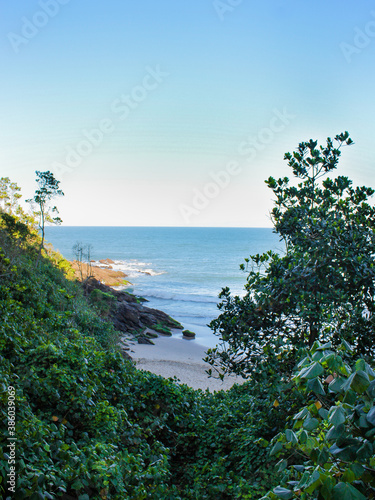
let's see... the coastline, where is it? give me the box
[69,258,244,391]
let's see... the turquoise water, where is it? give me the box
[45,227,282,347]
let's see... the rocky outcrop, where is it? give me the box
[70,261,128,286]
[99,258,115,265]
[83,278,183,335]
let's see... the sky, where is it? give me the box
[1,0,375,227]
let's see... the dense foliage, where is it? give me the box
[0,182,285,499]
[263,341,375,499]
[1,132,374,500]
[206,132,375,379]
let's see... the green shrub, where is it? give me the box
[89,288,116,317]
[264,341,375,499]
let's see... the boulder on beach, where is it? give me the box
[182,329,196,339]
[138,337,155,345]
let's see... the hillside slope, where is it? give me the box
[0,215,283,499]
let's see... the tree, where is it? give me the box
[27,171,64,250]
[0,177,22,214]
[206,133,375,379]
[72,241,93,283]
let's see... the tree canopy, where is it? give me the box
[27,170,64,250]
[206,132,375,379]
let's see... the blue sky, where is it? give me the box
[1,0,374,226]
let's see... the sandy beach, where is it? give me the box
[126,332,245,392]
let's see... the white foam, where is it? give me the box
[140,289,218,304]
[91,259,165,278]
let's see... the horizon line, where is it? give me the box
[49,225,275,229]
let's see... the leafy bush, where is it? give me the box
[263,341,375,499]
[206,133,375,379]
[89,288,116,317]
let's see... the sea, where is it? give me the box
[44,227,282,348]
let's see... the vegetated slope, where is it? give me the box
[0,216,284,499]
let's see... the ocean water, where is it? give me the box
[45,227,282,347]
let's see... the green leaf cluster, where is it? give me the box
[263,341,375,499]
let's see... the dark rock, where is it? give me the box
[182,329,196,339]
[146,332,158,339]
[138,337,155,345]
[121,350,132,360]
[82,278,183,338]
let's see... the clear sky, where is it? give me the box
[1,1,374,227]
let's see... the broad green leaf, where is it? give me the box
[332,482,367,500]
[299,430,309,444]
[71,480,84,490]
[310,340,321,353]
[365,363,375,379]
[303,416,319,431]
[342,371,370,394]
[358,414,370,429]
[342,389,357,405]
[366,406,375,426]
[312,350,324,361]
[297,356,311,368]
[328,377,345,393]
[285,429,298,445]
[321,476,335,498]
[355,359,366,372]
[294,408,309,420]
[329,406,346,427]
[270,441,283,456]
[356,440,373,461]
[305,470,323,493]
[329,443,356,462]
[307,377,326,395]
[318,408,329,420]
[350,463,365,478]
[276,459,288,472]
[316,341,332,351]
[299,362,324,380]
[321,353,336,368]
[293,465,305,473]
[273,486,293,499]
[341,467,355,483]
[297,471,311,489]
[317,447,329,465]
[340,340,353,353]
[326,423,345,441]
[339,362,352,377]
